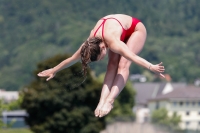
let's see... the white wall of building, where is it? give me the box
[0,89,19,102]
[135,108,150,123]
[149,99,200,130]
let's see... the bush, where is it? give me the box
[21,54,105,133]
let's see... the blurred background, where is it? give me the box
[0,0,200,133]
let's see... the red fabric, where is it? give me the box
[93,17,140,42]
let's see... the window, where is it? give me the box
[185,101,190,106]
[186,121,190,125]
[179,101,183,106]
[173,102,177,106]
[192,101,196,106]
[156,102,159,109]
[186,111,190,116]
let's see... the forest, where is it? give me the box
[0,0,200,90]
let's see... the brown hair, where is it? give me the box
[80,37,103,76]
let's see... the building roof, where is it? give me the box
[155,82,167,96]
[149,86,200,101]
[2,110,28,116]
[171,82,187,90]
[133,82,187,105]
[133,82,160,105]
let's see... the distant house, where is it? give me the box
[148,86,200,130]
[132,82,186,123]
[2,110,28,128]
[0,90,28,128]
[129,74,147,82]
[0,89,19,103]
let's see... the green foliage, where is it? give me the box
[1,95,23,111]
[0,100,5,128]
[0,95,23,128]
[1,0,200,90]
[0,128,32,133]
[151,108,181,130]
[21,54,105,133]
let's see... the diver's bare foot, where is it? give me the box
[99,99,114,118]
[94,101,105,117]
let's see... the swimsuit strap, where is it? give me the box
[106,17,125,30]
[93,19,105,37]
[93,17,125,40]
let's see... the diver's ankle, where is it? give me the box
[106,98,114,104]
[98,99,106,104]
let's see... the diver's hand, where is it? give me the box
[37,68,56,81]
[149,62,165,78]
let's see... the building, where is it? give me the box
[132,82,186,123]
[148,86,200,130]
[0,89,19,103]
[2,110,28,128]
[0,90,28,128]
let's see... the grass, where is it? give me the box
[0,128,32,133]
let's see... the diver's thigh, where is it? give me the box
[126,24,147,54]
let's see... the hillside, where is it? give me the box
[0,0,200,90]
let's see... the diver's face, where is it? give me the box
[97,42,107,61]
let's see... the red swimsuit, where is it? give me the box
[93,17,140,42]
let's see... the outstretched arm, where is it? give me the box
[38,30,95,81]
[37,44,83,81]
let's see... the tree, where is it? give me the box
[0,100,5,128]
[21,54,105,133]
[2,0,200,90]
[0,96,22,129]
[151,108,181,130]
[21,53,136,133]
